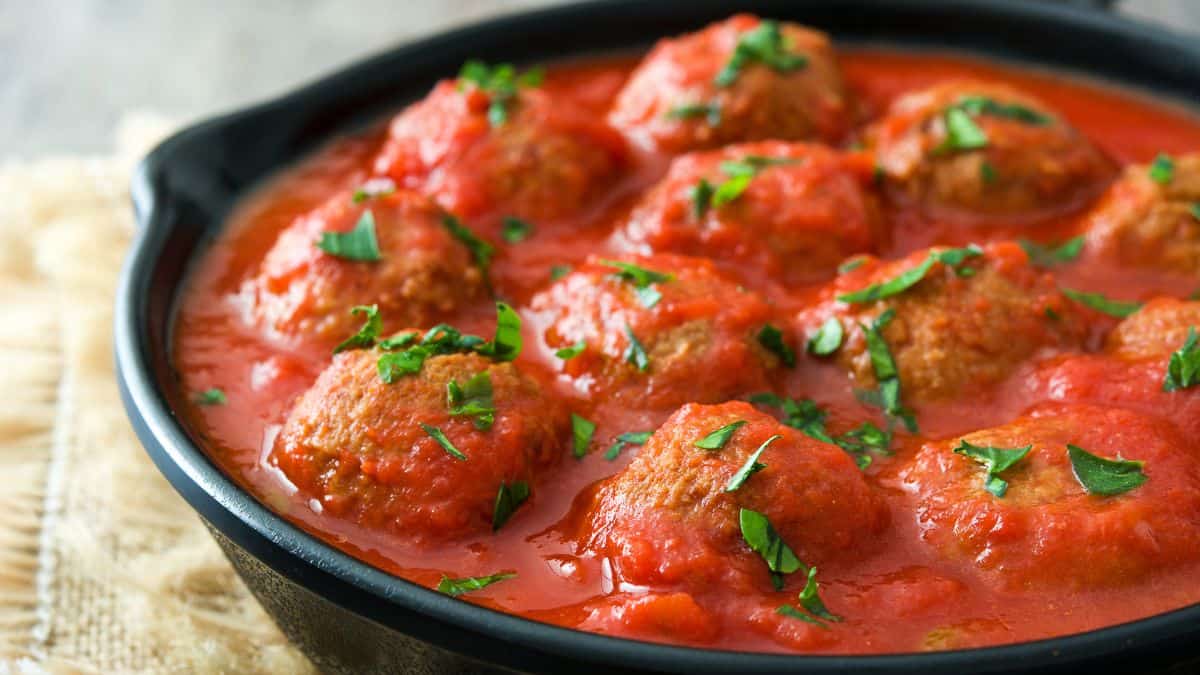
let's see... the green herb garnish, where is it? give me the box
[492,481,530,531]
[421,423,467,461]
[725,434,780,492]
[953,440,1032,497]
[689,178,716,219]
[667,101,722,126]
[601,259,674,309]
[838,257,867,274]
[776,604,827,627]
[1062,288,1142,318]
[375,304,517,383]
[441,214,494,274]
[316,210,382,262]
[798,566,840,622]
[351,178,396,204]
[1164,326,1200,392]
[549,264,572,281]
[458,60,544,127]
[194,388,227,406]
[807,317,843,356]
[935,107,989,154]
[715,20,808,87]
[571,413,596,458]
[757,324,796,367]
[859,309,917,432]
[501,216,534,243]
[555,340,587,360]
[695,420,748,451]
[447,371,496,430]
[837,246,982,304]
[437,572,516,596]
[604,430,653,461]
[979,161,997,184]
[476,302,522,362]
[1148,152,1175,184]
[1019,236,1085,268]
[739,508,802,586]
[623,324,650,372]
[957,96,1051,125]
[333,304,381,354]
[1067,444,1147,496]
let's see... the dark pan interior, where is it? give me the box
[118,1,1200,673]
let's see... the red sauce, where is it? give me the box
[173,47,1200,654]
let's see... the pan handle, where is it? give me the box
[1057,0,1118,9]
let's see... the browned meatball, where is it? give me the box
[615,142,881,284]
[796,242,1085,405]
[249,190,487,344]
[1085,153,1200,275]
[868,80,1115,223]
[584,402,888,589]
[270,351,568,544]
[530,254,785,409]
[903,404,1200,590]
[609,14,851,153]
[373,77,627,227]
[1105,298,1200,359]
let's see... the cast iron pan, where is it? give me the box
[116,1,1200,673]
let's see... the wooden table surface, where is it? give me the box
[0,0,1196,158]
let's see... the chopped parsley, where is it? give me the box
[667,100,722,126]
[1190,203,1200,221]
[477,302,523,362]
[421,423,467,461]
[715,20,808,87]
[501,216,534,244]
[725,434,780,492]
[571,413,596,459]
[194,388,227,406]
[375,303,519,383]
[837,245,981,304]
[1067,444,1147,496]
[838,257,867,274]
[858,309,917,433]
[979,161,997,184]
[1062,288,1142,318]
[778,567,841,627]
[351,178,396,203]
[777,604,827,627]
[933,95,1050,156]
[316,210,382,262]
[688,178,716,219]
[935,107,989,154]
[1148,152,1175,184]
[555,340,587,360]
[953,440,1032,497]
[957,96,1051,125]
[604,430,653,461]
[1019,236,1085,268]
[457,60,544,126]
[692,156,799,215]
[447,371,496,430]
[549,264,572,281]
[833,421,892,470]
[739,508,802,588]
[492,481,530,531]
[623,324,650,372]
[695,420,747,451]
[333,304,381,354]
[807,317,843,356]
[601,259,674,309]
[747,393,892,468]
[437,572,516,596]
[1164,327,1200,392]
[442,214,495,275]
[757,324,796,367]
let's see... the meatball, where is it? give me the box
[902,403,1200,589]
[248,190,487,344]
[372,78,626,226]
[796,242,1085,405]
[1106,298,1200,359]
[1085,153,1200,275]
[585,402,887,590]
[530,254,784,408]
[615,142,881,283]
[270,351,568,543]
[868,80,1114,223]
[609,14,852,153]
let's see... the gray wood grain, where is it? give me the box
[0,0,1195,158]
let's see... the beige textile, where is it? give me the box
[0,115,315,674]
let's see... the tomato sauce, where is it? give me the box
[173,47,1200,654]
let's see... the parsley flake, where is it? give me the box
[689,178,716,219]
[725,434,780,492]
[936,107,989,154]
[957,96,1051,125]
[601,259,674,309]
[777,604,828,627]
[1148,153,1175,184]
[316,210,382,262]
[421,423,467,461]
[492,481,530,531]
[351,178,396,204]
[447,371,496,430]
[604,430,653,461]
[757,324,796,367]
[667,101,722,126]
[1164,327,1200,392]
[953,440,1032,497]
[1067,444,1147,496]
[623,324,650,372]
[807,317,844,356]
[549,264,572,281]
[555,340,587,360]
[837,246,982,304]
[442,214,495,275]
[739,508,803,582]
[838,257,867,274]
[437,572,515,597]
[458,60,544,127]
[1019,236,1085,268]
[695,420,747,451]
[477,302,523,362]
[194,388,227,406]
[333,304,381,354]
[1062,288,1142,318]
[715,20,808,87]
[501,216,534,243]
[859,309,917,432]
[571,413,596,458]
[798,566,841,622]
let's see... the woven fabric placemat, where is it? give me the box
[0,116,315,674]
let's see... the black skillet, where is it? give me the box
[116,1,1200,672]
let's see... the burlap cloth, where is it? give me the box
[0,116,317,674]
